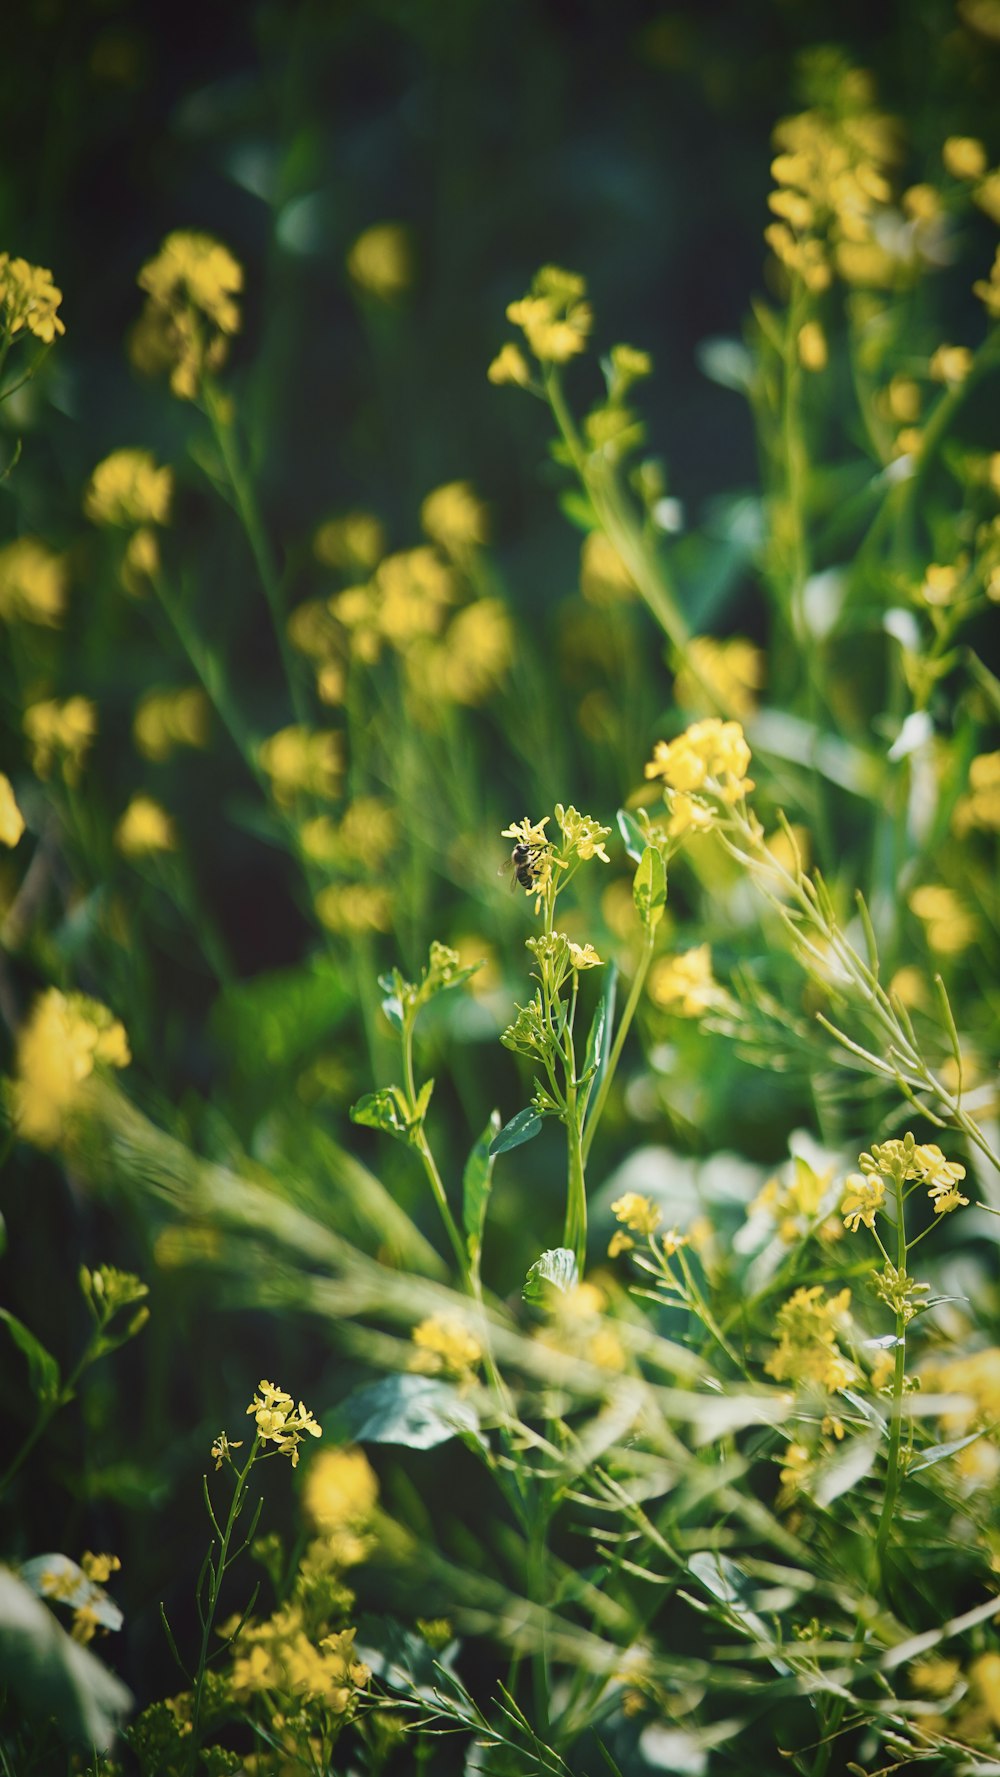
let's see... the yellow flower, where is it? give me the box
[969,1653,1000,1729]
[133,687,209,760]
[303,1446,378,1537]
[929,344,973,385]
[909,883,977,954]
[24,698,97,783]
[567,940,603,970]
[673,638,765,721]
[869,1349,895,1391]
[13,987,130,1147]
[411,1315,482,1381]
[555,803,612,863]
[645,717,753,802]
[902,183,940,222]
[80,1552,121,1585]
[885,376,921,423]
[765,1285,856,1392]
[953,751,1000,835]
[648,944,717,1015]
[973,246,1000,320]
[210,1431,243,1470]
[314,882,391,934]
[974,168,1000,223]
[797,320,828,371]
[506,266,592,362]
[133,231,243,399]
[919,562,961,607]
[346,223,412,299]
[258,726,343,805]
[420,481,488,551]
[840,1170,885,1232]
[84,449,173,529]
[487,341,531,386]
[942,135,988,179]
[411,598,512,706]
[0,537,67,626]
[115,795,177,857]
[313,509,385,573]
[0,774,25,846]
[611,1192,661,1236]
[245,1380,321,1466]
[0,255,65,343]
[579,531,635,605]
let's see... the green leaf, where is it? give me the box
[616,807,647,863]
[809,1434,879,1507]
[633,844,666,932]
[489,1107,543,1157]
[338,1374,485,1451]
[211,955,353,1080]
[0,1309,60,1406]
[0,1568,132,1752]
[350,1084,431,1145]
[581,965,617,1106]
[558,488,599,532]
[523,1247,578,1303]
[463,1112,500,1265]
[909,1430,985,1475]
[695,336,754,392]
[20,1556,123,1634]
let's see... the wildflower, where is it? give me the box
[919,562,961,607]
[942,135,988,179]
[411,1315,483,1381]
[487,341,532,386]
[0,254,65,342]
[304,1446,378,1538]
[765,1285,856,1392]
[413,598,512,705]
[797,320,828,370]
[974,169,1000,223]
[115,795,177,857]
[886,376,921,422]
[24,697,97,783]
[555,803,612,863]
[133,686,209,760]
[673,638,765,721]
[81,1553,121,1585]
[869,1348,896,1391]
[777,1442,812,1506]
[84,449,173,529]
[246,1380,321,1466]
[611,1192,661,1236]
[902,183,941,222]
[258,726,343,805]
[644,717,754,802]
[133,231,243,399]
[841,1170,885,1232]
[567,939,603,970]
[346,222,412,299]
[953,751,1000,835]
[314,508,385,573]
[929,343,973,384]
[506,265,593,362]
[579,530,635,604]
[973,246,1000,319]
[0,537,67,626]
[909,883,977,954]
[749,1153,835,1244]
[315,882,391,934]
[13,988,130,1147]
[648,944,717,1015]
[0,774,24,846]
[420,481,488,551]
[910,1656,961,1697]
[210,1431,243,1470]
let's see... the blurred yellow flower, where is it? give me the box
[648,944,717,1015]
[115,794,177,857]
[0,254,65,342]
[929,343,973,384]
[411,1315,482,1381]
[0,537,67,626]
[313,509,385,573]
[611,1192,661,1235]
[420,481,488,551]
[973,246,1000,319]
[507,265,592,362]
[974,168,1000,223]
[645,717,753,802]
[0,774,25,846]
[765,1285,855,1392]
[84,449,173,529]
[24,697,97,783]
[942,135,987,179]
[13,987,130,1147]
[133,686,209,760]
[258,725,343,805]
[673,638,764,721]
[133,231,243,399]
[303,1446,378,1538]
[314,882,391,934]
[346,222,412,300]
[797,320,828,371]
[909,883,977,954]
[886,375,921,423]
[487,341,531,386]
[953,750,1000,835]
[579,530,635,605]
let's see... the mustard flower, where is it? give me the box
[411,1315,483,1381]
[909,883,977,954]
[13,988,130,1148]
[420,480,488,551]
[555,802,612,862]
[210,1431,243,1470]
[611,1192,661,1236]
[929,343,973,384]
[567,939,603,970]
[765,1285,856,1392]
[23,697,97,783]
[487,341,531,386]
[579,530,635,604]
[0,774,24,846]
[0,537,67,626]
[648,944,718,1016]
[133,231,243,399]
[115,795,178,857]
[973,247,1000,320]
[506,265,593,363]
[314,882,392,934]
[644,717,754,803]
[953,751,1000,835]
[0,254,65,343]
[84,449,173,529]
[303,1446,378,1535]
[313,508,386,572]
[133,686,209,761]
[346,222,412,299]
[258,725,343,805]
[412,598,513,706]
[672,638,765,722]
[246,1380,321,1466]
[840,1170,885,1232]
[797,320,828,371]
[942,135,988,179]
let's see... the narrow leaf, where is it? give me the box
[0,1309,60,1405]
[633,845,666,932]
[463,1111,501,1260]
[489,1107,543,1157]
[616,807,647,864]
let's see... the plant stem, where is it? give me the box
[874,1168,907,1582]
[581,935,653,1164]
[188,1439,260,1767]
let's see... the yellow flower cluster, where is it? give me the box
[536,1280,626,1372]
[749,1154,838,1245]
[908,883,977,956]
[405,597,513,709]
[314,881,391,935]
[579,531,635,605]
[644,718,754,840]
[133,686,209,761]
[840,1170,885,1232]
[673,637,765,721]
[301,797,397,869]
[303,1445,378,1567]
[555,802,612,863]
[245,1380,321,1466]
[0,537,67,626]
[610,1193,661,1243]
[420,480,488,552]
[0,773,25,846]
[765,63,902,291]
[13,987,130,1147]
[974,246,1000,319]
[331,546,456,663]
[84,448,173,529]
[0,254,65,343]
[346,222,411,300]
[115,794,177,857]
[24,697,97,783]
[764,1284,856,1392]
[230,1608,369,1711]
[920,1347,1000,1490]
[859,1136,968,1216]
[410,1314,483,1382]
[313,508,386,573]
[132,231,243,399]
[258,725,343,806]
[647,944,717,1016]
[954,751,1000,835]
[498,265,593,368]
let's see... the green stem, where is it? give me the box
[563,1087,587,1275]
[874,1170,907,1581]
[188,1439,260,1766]
[402,1013,469,1283]
[581,934,653,1164]
[0,1342,94,1496]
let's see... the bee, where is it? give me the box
[501,842,547,893]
